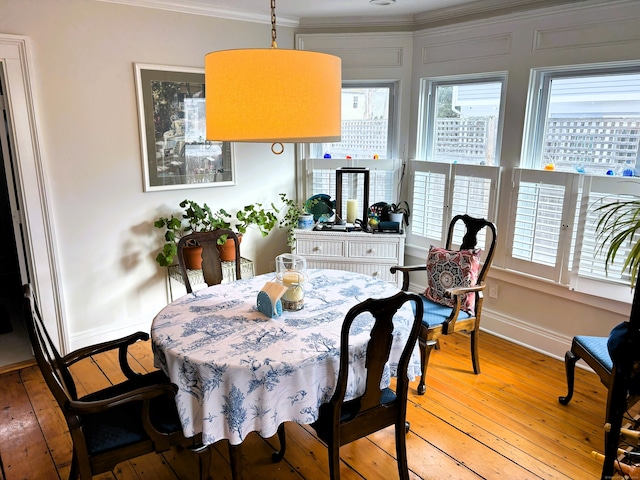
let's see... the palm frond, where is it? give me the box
[593,197,640,288]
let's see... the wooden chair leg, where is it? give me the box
[195,445,212,480]
[271,423,286,462]
[229,443,243,480]
[327,439,341,480]
[558,350,578,405]
[396,419,410,480]
[417,339,436,395]
[470,329,481,374]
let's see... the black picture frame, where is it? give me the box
[135,64,235,192]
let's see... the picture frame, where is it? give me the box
[135,63,235,192]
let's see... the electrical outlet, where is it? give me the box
[489,283,498,299]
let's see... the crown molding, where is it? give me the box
[93,0,301,27]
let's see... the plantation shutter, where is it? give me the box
[505,169,580,282]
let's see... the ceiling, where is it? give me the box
[100,0,597,28]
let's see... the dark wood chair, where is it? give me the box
[559,335,614,407]
[273,291,423,480]
[23,284,212,480]
[177,229,241,293]
[391,214,497,394]
[559,274,640,479]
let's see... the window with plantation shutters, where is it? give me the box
[506,169,579,282]
[305,158,400,219]
[570,176,640,300]
[301,82,401,214]
[408,160,500,252]
[506,169,637,302]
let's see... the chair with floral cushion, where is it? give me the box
[391,214,497,394]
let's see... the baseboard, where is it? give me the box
[481,307,592,371]
[68,317,152,351]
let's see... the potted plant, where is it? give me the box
[594,195,640,287]
[154,199,232,268]
[389,200,411,229]
[154,198,282,267]
[216,201,280,261]
[278,193,315,250]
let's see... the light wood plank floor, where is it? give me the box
[0,331,611,480]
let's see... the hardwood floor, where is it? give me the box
[0,331,611,480]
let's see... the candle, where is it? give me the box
[346,199,358,223]
[282,271,301,286]
[281,270,304,302]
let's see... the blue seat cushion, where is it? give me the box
[412,294,472,328]
[79,372,184,456]
[575,335,612,372]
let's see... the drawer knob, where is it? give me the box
[313,246,322,252]
[368,249,375,254]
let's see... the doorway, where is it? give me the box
[0,64,33,369]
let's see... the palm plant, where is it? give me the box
[594,196,640,288]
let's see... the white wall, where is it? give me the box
[0,0,296,350]
[300,0,640,362]
[408,0,639,360]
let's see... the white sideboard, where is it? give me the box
[293,229,405,286]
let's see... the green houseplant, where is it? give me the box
[389,200,411,228]
[154,198,281,267]
[594,196,640,288]
[278,193,315,249]
[154,199,232,267]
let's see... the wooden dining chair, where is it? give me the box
[177,229,241,293]
[273,291,423,480]
[559,335,614,407]
[23,284,212,480]
[391,214,497,394]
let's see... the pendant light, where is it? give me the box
[205,0,342,154]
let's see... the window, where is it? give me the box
[409,74,504,259]
[522,66,640,174]
[507,168,638,302]
[309,83,397,160]
[503,64,640,302]
[408,160,500,254]
[418,75,506,165]
[303,82,400,214]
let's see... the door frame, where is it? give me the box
[0,34,66,352]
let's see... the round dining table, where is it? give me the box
[150,268,420,474]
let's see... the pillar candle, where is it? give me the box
[346,199,358,223]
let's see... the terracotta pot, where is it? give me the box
[217,234,242,262]
[182,245,203,270]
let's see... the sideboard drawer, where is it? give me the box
[296,239,346,257]
[348,240,399,260]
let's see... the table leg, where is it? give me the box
[229,443,242,480]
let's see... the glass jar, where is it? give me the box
[275,254,307,311]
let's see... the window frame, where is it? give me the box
[521,62,640,171]
[417,73,508,165]
[303,80,399,161]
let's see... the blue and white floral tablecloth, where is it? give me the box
[151,269,420,446]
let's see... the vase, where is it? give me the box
[389,212,404,225]
[182,245,203,270]
[298,214,315,230]
[217,234,242,262]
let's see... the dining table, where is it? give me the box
[150,268,421,479]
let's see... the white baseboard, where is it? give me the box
[68,317,152,351]
[481,307,592,371]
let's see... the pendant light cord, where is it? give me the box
[270,0,277,48]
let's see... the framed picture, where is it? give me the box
[135,64,235,192]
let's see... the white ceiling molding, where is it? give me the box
[93,0,301,27]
